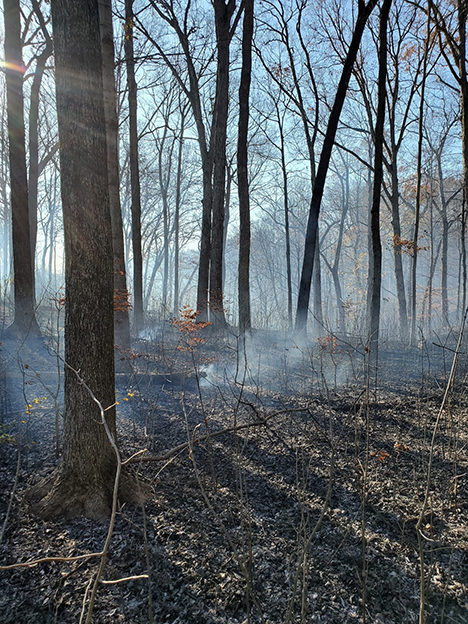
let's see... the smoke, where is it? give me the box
[198,328,359,397]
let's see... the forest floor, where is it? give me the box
[0,321,467,623]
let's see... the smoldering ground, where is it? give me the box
[0,323,467,623]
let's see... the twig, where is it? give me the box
[0,552,103,571]
[100,574,149,585]
[122,448,148,465]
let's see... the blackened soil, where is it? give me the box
[0,328,467,623]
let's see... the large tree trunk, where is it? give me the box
[3,0,39,335]
[295,0,378,334]
[99,0,131,362]
[32,0,134,520]
[209,0,235,328]
[125,0,144,333]
[237,0,253,333]
[367,0,392,363]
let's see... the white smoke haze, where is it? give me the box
[195,327,361,401]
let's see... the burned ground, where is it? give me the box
[0,326,467,623]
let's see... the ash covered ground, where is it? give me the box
[0,323,467,623]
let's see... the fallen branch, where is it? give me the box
[100,574,148,585]
[0,552,103,571]
[127,407,302,463]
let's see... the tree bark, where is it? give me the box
[3,0,39,335]
[295,0,378,334]
[99,0,132,361]
[237,0,254,333]
[209,0,236,328]
[367,0,392,362]
[125,0,144,333]
[32,0,133,519]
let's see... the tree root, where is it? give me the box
[27,468,151,521]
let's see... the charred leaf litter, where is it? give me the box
[0,323,467,623]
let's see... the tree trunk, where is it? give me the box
[223,163,233,291]
[99,0,131,362]
[0,119,10,283]
[237,0,253,333]
[324,161,349,335]
[410,8,430,344]
[434,150,450,326]
[32,0,137,519]
[274,99,293,331]
[209,0,235,328]
[313,228,323,334]
[284,169,293,330]
[458,0,468,315]
[197,163,212,320]
[125,0,144,333]
[367,0,392,363]
[441,211,449,326]
[3,0,39,335]
[157,124,171,314]
[389,162,409,341]
[295,0,378,334]
[173,106,186,317]
[28,2,52,285]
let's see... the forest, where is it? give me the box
[0,0,467,622]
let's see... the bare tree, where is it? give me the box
[410,7,432,343]
[3,0,39,334]
[367,0,392,361]
[295,0,378,334]
[125,0,144,333]
[237,0,254,333]
[28,0,53,274]
[256,0,323,332]
[428,0,468,317]
[137,0,242,324]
